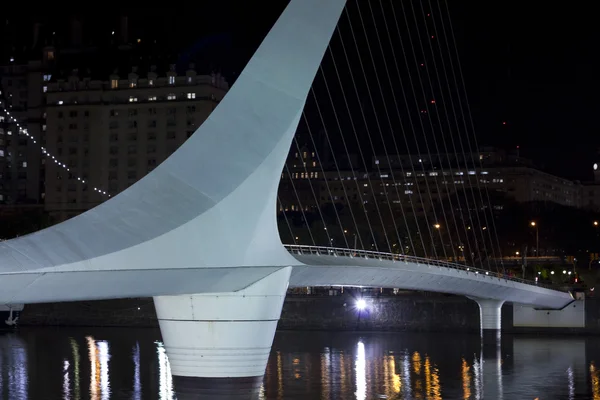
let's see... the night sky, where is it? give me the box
[3,1,597,180]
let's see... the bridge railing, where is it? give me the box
[284,244,559,290]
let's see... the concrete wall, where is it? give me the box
[15,293,600,333]
[279,294,480,332]
[513,300,584,328]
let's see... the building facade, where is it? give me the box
[44,67,228,221]
[0,57,51,205]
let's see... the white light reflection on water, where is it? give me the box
[355,341,366,400]
[63,360,70,400]
[156,341,174,399]
[473,356,482,400]
[568,366,575,400]
[3,336,28,399]
[97,341,110,400]
[402,353,411,398]
[132,342,142,400]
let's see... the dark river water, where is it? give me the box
[0,327,598,399]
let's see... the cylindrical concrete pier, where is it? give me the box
[154,267,292,396]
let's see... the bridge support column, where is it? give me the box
[153,266,291,397]
[470,298,505,339]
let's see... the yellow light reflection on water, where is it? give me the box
[591,362,600,399]
[413,352,422,375]
[389,356,401,394]
[340,352,348,394]
[276,351,283,400]
[86,336,100,400]
[321,349,331,400]
[461,358,472,400]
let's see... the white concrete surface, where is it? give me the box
[154,267,291,378]
[513,300,584,328]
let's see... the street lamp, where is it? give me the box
[594,221,599,227]
[530,221,539,256]
[434,223,441,229]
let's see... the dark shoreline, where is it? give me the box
[11,293,600,335]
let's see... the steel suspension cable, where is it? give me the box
[351,0,427,258]
[374,0,444,260]
[406,0,488,267]
[340,3,417,256]
[310,85,375,250]
[390,1,469,261]
[396,0,479,264]
[439,0,506,271]
[278,195,297,245]
[315,61,384,253]
[420,0,499,272]
[292,134,350,249]
[301,114,364,250]
[360,0,460,260]
[284,163,319,246]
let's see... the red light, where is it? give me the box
[516,145,520,149]
[420,63,424,67]
[502,121,506,125]
[430,100,435,104]
[427,13,431,17]
[431,35,435,39]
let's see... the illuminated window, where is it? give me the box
[167,94,176,100]
[187,93,196,99]
[111,79,118,89]
[303,151,307,158]
[148,79,154,86]
[148,96,157,101]
[129,96,138,102]
[168,76,175,85]
[43,74,52,82]
[46,50,54,60]
[129,81,137,88]
[42,86,47,93]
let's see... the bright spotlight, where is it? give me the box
[356,299,367,311]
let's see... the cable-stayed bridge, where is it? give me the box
[0,0,573,393]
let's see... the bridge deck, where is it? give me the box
[286,245,572,310]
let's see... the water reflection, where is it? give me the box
[0,334,27,399]
[0,329,599,399]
